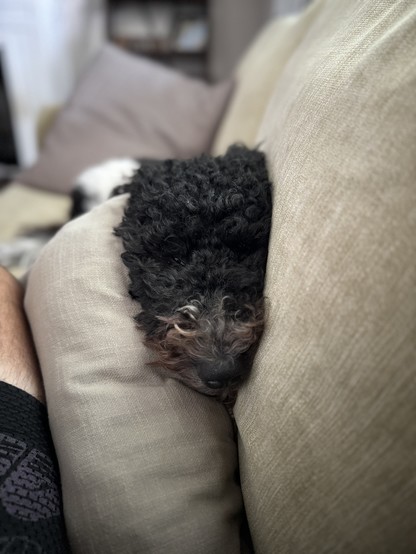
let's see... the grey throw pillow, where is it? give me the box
[18,44,233,194]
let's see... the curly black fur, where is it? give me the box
[114,144,272,400]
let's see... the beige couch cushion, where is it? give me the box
[211,0,325,155]
[235,0,416,552]
[24,196,243,553]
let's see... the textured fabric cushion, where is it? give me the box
[235,0,416,552]
[211,0,325,155]
[18,44,233,194]
[24,196,243,553]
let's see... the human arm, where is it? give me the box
[0,267,45,402]
[0,267,69,552]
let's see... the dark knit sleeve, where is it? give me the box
[0,381,69,552]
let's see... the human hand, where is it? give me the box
[0,267,45,403]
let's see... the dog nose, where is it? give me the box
[197,357,237,388]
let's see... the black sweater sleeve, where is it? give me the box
[0,381,69,552]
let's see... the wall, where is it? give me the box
[208,0,312,81]
[0,0,105,166]
[209,0,271,81]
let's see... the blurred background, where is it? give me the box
[0,0,310,178]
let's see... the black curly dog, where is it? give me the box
[114,145,272,402]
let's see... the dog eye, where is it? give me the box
[178,319,194,329]
[173,322,195,336]
[181,311,195,322]
[176,305,199,320]
[235,308,250,320]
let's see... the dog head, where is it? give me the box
[138,292,265,400]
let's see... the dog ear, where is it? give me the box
[157,312,197,336]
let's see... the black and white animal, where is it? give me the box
[0,158,139,270]
[114,145,272,401]
[70,158,140,218]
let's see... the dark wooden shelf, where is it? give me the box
[108,0,207,4]
[107,0,210,79]
[111,38,206,56]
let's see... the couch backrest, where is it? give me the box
[234,0,416,552]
